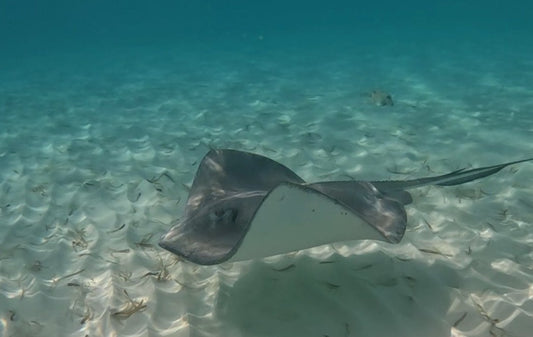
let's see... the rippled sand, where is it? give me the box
[1,46,532,337]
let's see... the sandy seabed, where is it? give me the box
[1,44,533,337]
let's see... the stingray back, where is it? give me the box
[159,149,304,265]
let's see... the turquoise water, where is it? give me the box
[1,2,533,337]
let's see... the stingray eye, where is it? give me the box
[211,208,238,225]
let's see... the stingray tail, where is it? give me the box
[372,157,533,191]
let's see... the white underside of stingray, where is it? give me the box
[228,183,385,262]
[158,149,532,265]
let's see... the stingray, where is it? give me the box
[159,149,532,265]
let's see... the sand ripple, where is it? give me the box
[1,49,533,337]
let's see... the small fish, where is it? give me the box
[370,90,394,106]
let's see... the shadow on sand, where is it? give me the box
[213,250,463,337]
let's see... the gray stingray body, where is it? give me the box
[159,149,532,265]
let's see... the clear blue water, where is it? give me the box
[2,1,532,60]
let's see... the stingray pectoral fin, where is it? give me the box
[227,182,406,263]
[372,157,533,191]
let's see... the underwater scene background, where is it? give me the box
[1,1,533,336]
